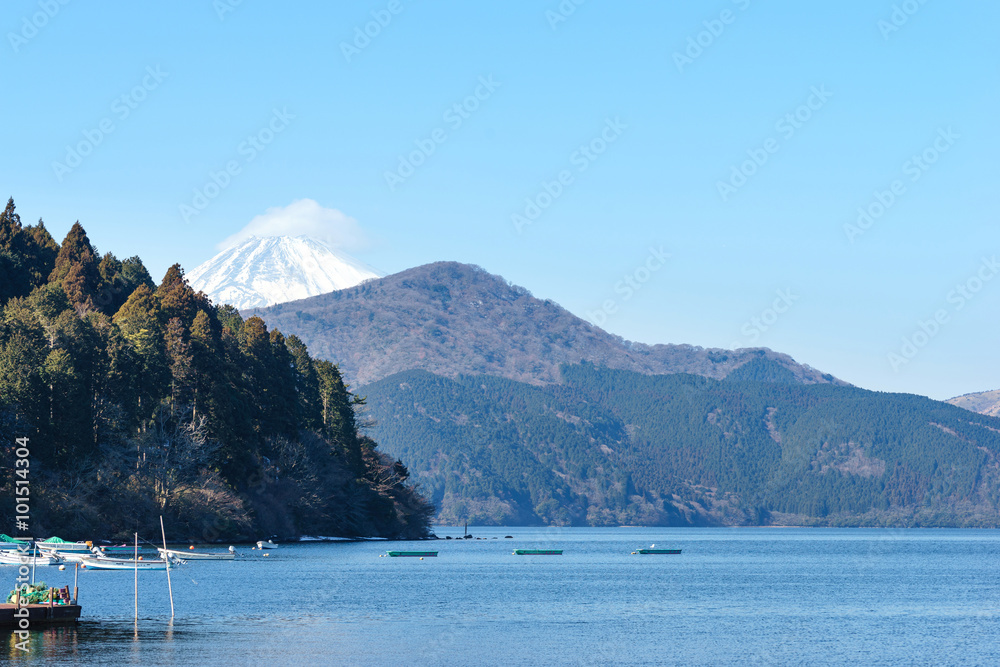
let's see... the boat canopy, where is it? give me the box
[41,536,73,543]
[0,534,28,543]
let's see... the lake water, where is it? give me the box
[3,527,1000,665]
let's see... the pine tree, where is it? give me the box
[267,329,298,437]
[22,218,59,290]
[315,359,365,475]
[0,297,50,449]
[0,199,46,302]
[165,317,194,411]
[120,256,154,292]
[113,284,168,422]
[50,222,101,312]
[286,334,322,429]
[156,264,209,327]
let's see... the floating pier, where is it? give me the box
[0,603,81,627]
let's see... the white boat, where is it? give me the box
[158,547,235,561]
[256,540,278,549]
[0,534,31,550]
[53,549,101,563]
[36,538,92,553]
[78,555,172,570]
[0,550,59,566]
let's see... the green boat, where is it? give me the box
[635,548,681,555]
[513,549,563,555]
[385,551,438,557]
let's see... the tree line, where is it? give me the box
[0,199,433,541]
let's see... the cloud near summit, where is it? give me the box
[219,199,369,250]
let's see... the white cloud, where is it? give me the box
[219,199,369,250]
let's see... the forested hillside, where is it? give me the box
[948,389,1000,417]
[363,361,1000,527]
[250,261,842,387]
[0,199,432,541]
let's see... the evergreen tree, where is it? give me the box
[165,317,194,411]
[315,359,365,475]
[23,218,59,289]
[156,263,209,327]
[113,284,168,422]
[50,222,101,312]
[286,335,322,430]
[120,256,154,292]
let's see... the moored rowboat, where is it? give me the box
[513,549,562,555]
[635,548,681,555]
[386,551,438,557]
[0,550,59,566]
[78,555,171,570]
[158,547,234,561]
[36,537,92,553]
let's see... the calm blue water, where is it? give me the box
[2,527,1000,665]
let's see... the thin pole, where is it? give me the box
[134,532,138,623]
[31,542,36,584]
[160,516,174,619]
[73,562,79,605]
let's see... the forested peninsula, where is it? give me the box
[0,199,433,541]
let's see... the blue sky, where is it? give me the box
[1,0,997,400]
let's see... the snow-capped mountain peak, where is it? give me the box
[188,235,382,310]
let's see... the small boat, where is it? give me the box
[0,551,56,566]
[635,548,682,555]
[78,555,172,570]
[36,537,92,553]
[0,534,30,551]
[385,551,438,557]
[97,545,137,555]
[513,549,563,555]
[51,551,98,563]
[256,540,278,550]
[0,550,60,566]
[158,547,235,561]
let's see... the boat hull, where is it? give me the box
[158,548,234,560]
[513,549,563,555]
[79,556,170,570]
[636,549,682,554]
[0,551,58,566]
[37,542,91,553]
[386,551,438,557]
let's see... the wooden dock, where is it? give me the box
[0,603,81,627]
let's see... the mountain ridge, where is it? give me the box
[363,363,1000,527]
[249,261,844,388]
[948,389,1000,417]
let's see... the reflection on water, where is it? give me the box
[1,527,999,665]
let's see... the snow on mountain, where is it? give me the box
[188,235,383,310]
